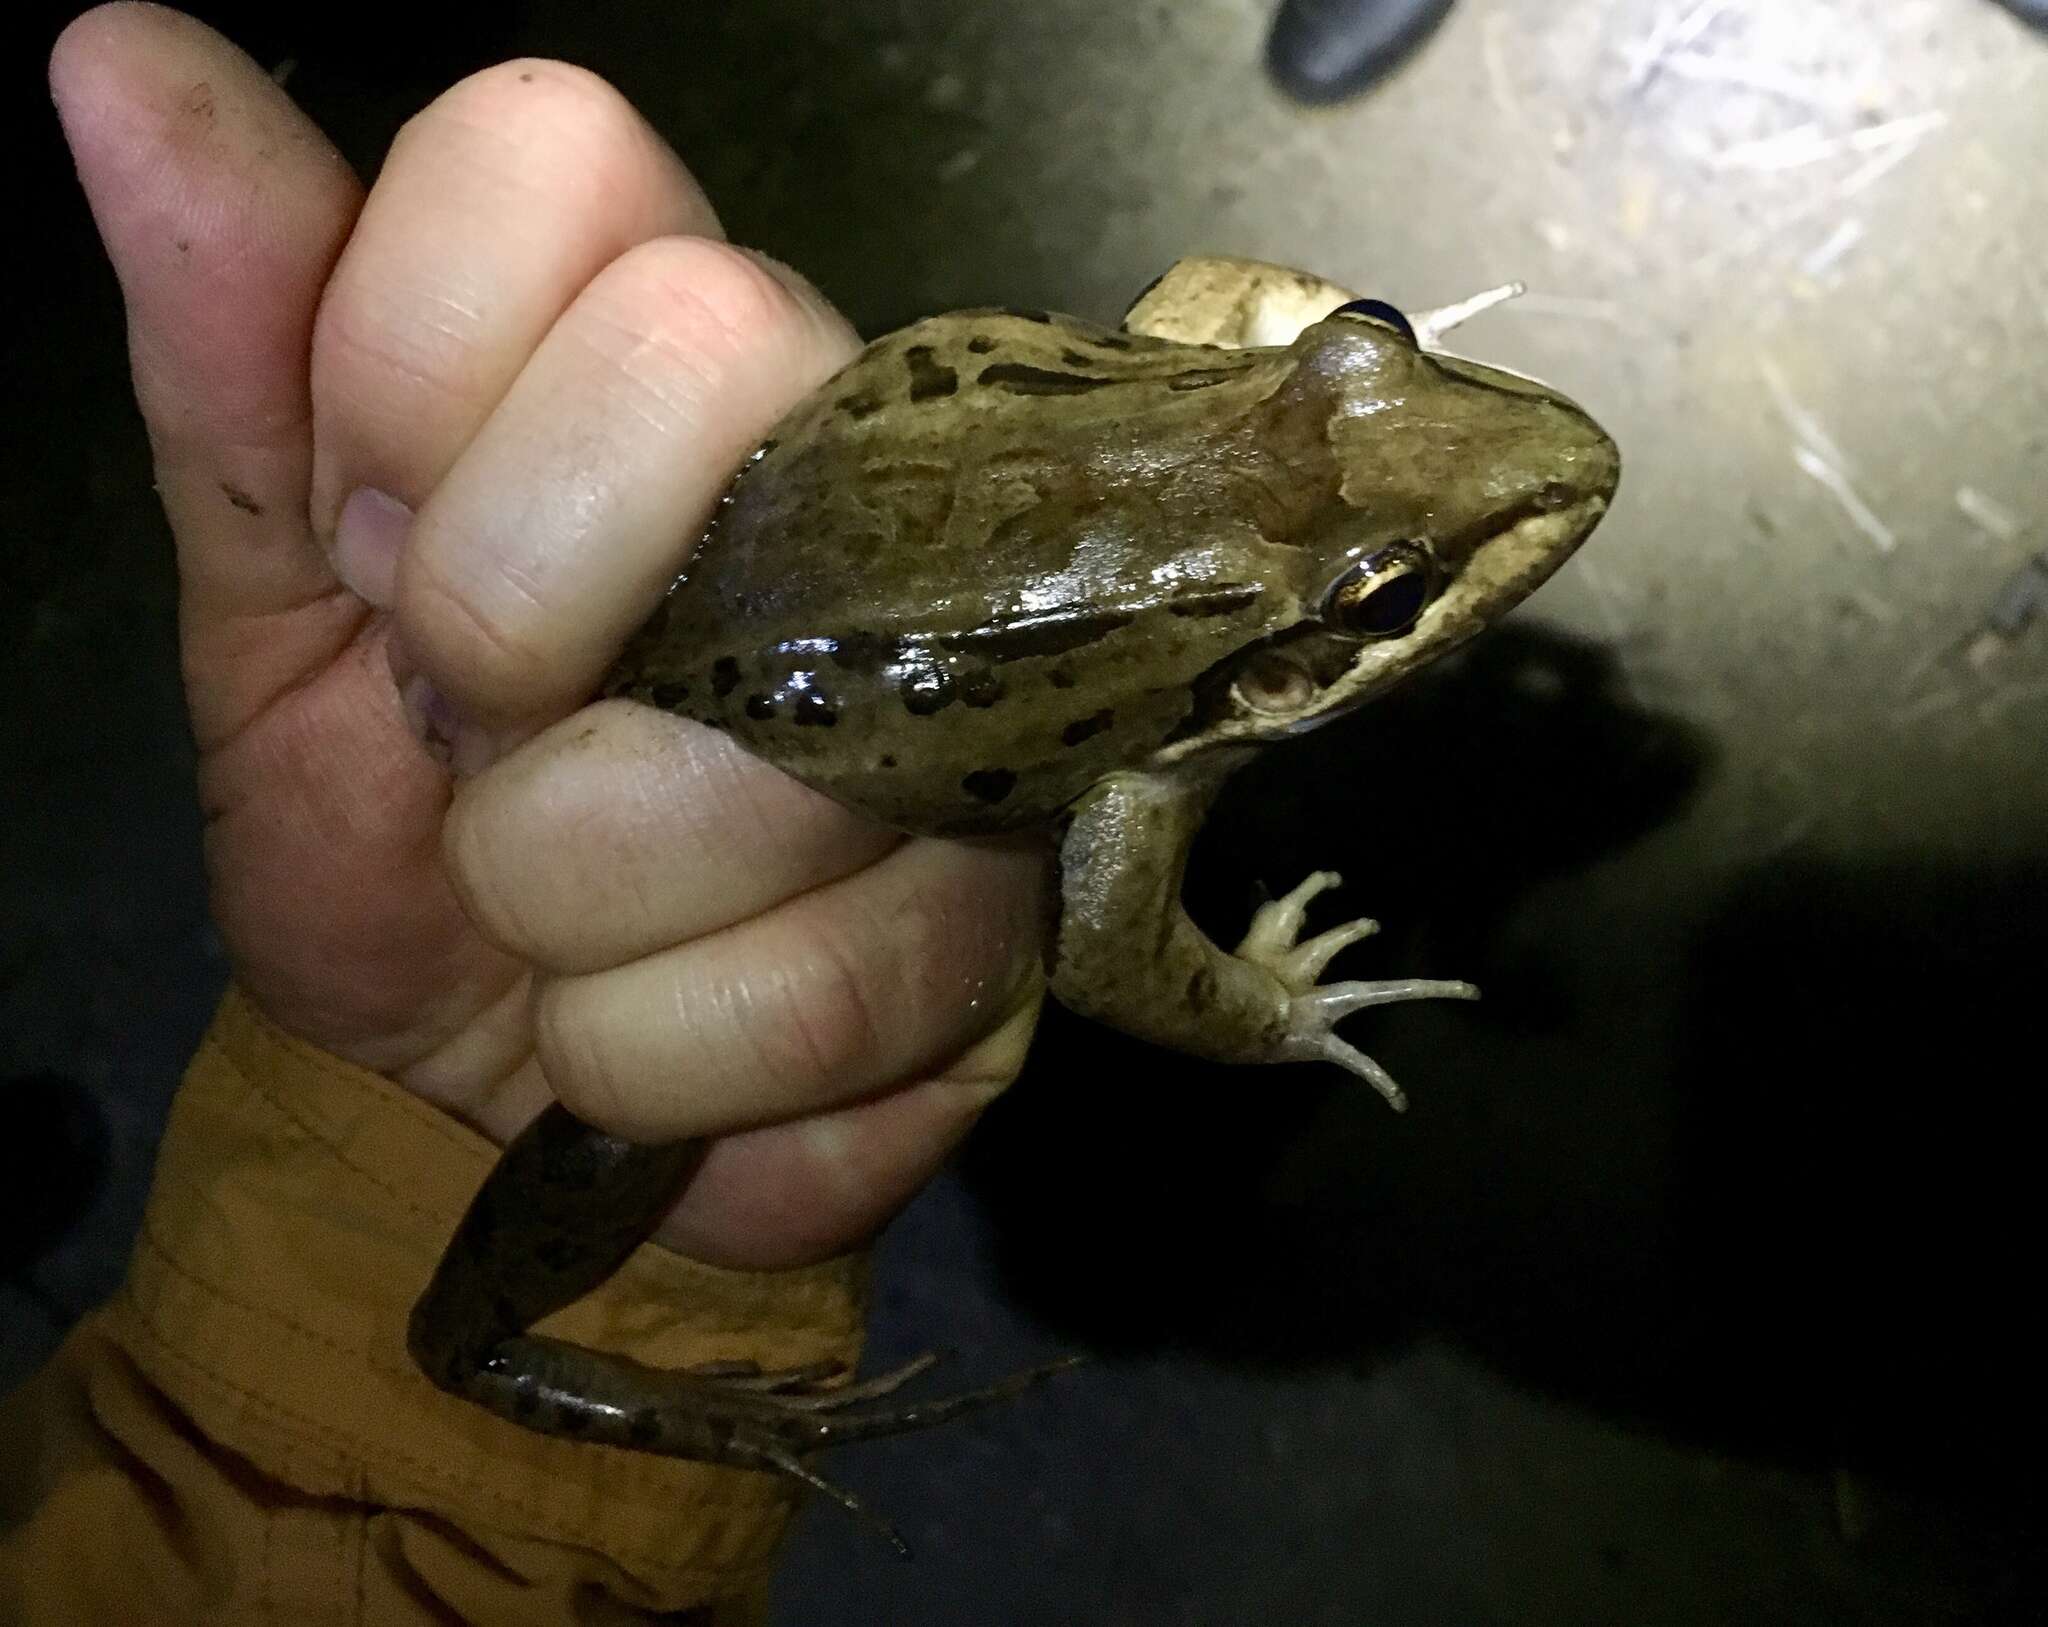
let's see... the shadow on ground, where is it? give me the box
[963,621,2045,1524]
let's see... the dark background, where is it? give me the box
[5,2,2044,1621]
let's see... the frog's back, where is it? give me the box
[606,309,1327,835]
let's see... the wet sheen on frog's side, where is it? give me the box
[410,257,1620,1523]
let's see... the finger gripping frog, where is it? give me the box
[410,257,1619,1535]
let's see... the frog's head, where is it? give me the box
[1164,298,1619,757]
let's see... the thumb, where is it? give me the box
[50,3,366,751]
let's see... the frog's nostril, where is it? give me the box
[1534,481,1575,512]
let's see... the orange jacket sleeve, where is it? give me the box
[0,988,867,1625]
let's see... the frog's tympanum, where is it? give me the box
[410,257,1619,1528]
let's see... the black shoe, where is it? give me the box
[1266,0,1457,105]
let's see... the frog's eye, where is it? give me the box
[1330,298,1418,345]
[1325,543,1433,638]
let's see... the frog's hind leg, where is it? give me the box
[409,1104,1076,1521]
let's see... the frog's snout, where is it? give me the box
[1533,398,1620,515]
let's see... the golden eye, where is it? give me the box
[1232,653,1318,715]
[1326,543,1433,639]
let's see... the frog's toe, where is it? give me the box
[748,1351,942,1408]
[1237,870,1350,964]
[701,1354,1080,1454]
[1278,977,1480,1110]
[1268,917,1383,990]
[682,1356,846,1390]
[714,1354,1083,1551]
[1238,872,1398,993]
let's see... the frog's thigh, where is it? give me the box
[1050,770,1289,1064]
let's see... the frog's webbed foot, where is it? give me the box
[1235,870,1478,1111]
[621,1350,1084,1554]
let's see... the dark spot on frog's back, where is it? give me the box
[710,657,741,698]
[966,336,998,355]
[977,363,1114,396]
[825,629,900,674]
[1088,332,1135,350]
[1000,307,1053,323]
[905,345,958,402]
[901,672,956,716]
[793,694,838,727]
[744,694,775,720]
[1061,709,1113,746]
[650,681,690,709]
[959,669,1005,708]
[962,768,1017,804]
[836,391,882,419]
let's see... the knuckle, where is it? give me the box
[589,237,805,374]
[533,975,636,1130]
[439,790,503,925]
[757,923,892,1097]
[440,783,548,959]
[400,531,554,708]
[316,285,486,407]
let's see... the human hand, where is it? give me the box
[51,3,1047,1267]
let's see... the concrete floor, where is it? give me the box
[7,0,2044,1621]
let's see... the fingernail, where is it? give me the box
[397,670,463,768]
[332,486,411,608]
[388,644,496,776]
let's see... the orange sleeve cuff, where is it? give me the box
[3,987,866,1623]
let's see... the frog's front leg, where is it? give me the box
[1050,769,1476,1109]
[410,1104,1071,1533]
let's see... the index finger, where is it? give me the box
[308,59,720,541]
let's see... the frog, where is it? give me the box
[409,256,1619,1530]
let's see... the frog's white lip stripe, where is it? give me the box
[1499,494,1606,554]
[1436,490,1606,575]
[1467,496,1609,592]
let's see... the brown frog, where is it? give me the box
[409,257,1619,1528]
